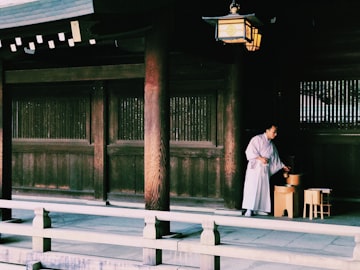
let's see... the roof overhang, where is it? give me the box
[0,0,94,29]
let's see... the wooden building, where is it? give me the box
[1,0,360,220]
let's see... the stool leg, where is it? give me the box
[320,204,324,219]
[309,203,313,220]
[274,193,283,217]
[303,203,306,218]
[286,194,293,218]
[288,207,293,218]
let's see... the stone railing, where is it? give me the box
[0,199,359,270]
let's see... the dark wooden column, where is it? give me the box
[272,15,303,168]
[0,61,12,220]
[223,49,244,209]
[144,12,171,235]
[92,81,107,201]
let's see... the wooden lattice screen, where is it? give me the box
[300,79,360,129]
[118,97,144,140]
[13,93,213,141]
[118,95,212,141]
[12,97,88,139]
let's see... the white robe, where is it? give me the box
[242,133,284,213]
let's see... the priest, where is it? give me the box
[242,124,291,217]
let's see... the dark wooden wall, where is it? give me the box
[12,142,94,196]
[8,46,360,204]
[299,133,360,200]
[9,54,227,204]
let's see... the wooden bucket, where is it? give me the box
[286,174,301,186]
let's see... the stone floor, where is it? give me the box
[0,196,359,270]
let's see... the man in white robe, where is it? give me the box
[242,124,290,216]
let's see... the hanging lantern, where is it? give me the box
[202,0,262,49]
[246,27,262,51]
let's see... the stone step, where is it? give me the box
[0,262,24,269]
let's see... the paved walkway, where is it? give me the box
[1,196,360,270]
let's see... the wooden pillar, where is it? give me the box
[223,49,244,209]
[271,14,303,159]
[0,61,12,220]
[144,11,171,235]
[92,81,107,201]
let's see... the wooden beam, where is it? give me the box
[4,64,144,83]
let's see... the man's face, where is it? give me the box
[266,126,278,140]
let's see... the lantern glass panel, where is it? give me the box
[217,18,251,43]
[246,27,262,51]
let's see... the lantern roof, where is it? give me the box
[202,13,263,28]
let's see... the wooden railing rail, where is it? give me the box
[0,199,359,270]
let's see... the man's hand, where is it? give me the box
[283,166,291,172]
[258,156,269,164]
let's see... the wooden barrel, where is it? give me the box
[286,174,301,186]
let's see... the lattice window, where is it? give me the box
[118,97,144,140]
[170,96,212,141]
[118,95,213,142]
[12,96,88,139]
[300,79,360,129]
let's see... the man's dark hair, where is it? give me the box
[265,123,278,130]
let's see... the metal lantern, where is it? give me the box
[202,1,262,49]
[245,27,262,51]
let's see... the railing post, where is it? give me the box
[32,208,51,252]
[353,234,360,260]
[26,261,41,270]
[143,215,162,266]
[200,220,220,270]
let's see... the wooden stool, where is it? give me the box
[308,188,332,217]
[274,185,295,218]
[303,189,323,220]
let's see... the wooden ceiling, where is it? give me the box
[0,0,359,73]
